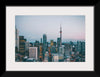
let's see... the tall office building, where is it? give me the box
[64,43,70,57]
[25,41,30,56]
[34,40,40,59]
[43,34,47,54]
[29,47,38,60]
[19,36,26,56]
[77,41,82,52]
[15,28,19,52]
[81,41,85,55]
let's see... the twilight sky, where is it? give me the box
[15,15,85,42]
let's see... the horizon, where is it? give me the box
[15,15,85,42]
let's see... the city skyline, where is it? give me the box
[15,15,85,42]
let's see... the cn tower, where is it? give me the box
[60,24,62,47]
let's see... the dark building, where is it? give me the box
[19,36,26,56]
[43,34,47,59]
[57,38,61,52]
[29,42,33,47]
[15,28,19,53]
[34,40,39,47]
[81,42,85,55]
[70,41,73,45]
[77,41,82,53]
[43,34,47,52]
[77,41,85,54]
[34,40,40,59]
[50,46,56,53]
[53,42,56,47]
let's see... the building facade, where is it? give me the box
[19,36,26,56]
[15,28,19,52]
[43,34,47,58]
[29,47,38,60]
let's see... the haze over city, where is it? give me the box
[15,15,85,42]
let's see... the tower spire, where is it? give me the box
[60,24,62,47]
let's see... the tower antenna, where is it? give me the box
[60,24,62,47]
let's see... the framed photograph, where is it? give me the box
[6,6,93,71]
[0,0,99,77]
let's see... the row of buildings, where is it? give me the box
[15,26,85,62]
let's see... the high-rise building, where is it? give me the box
[77,41,82,53]
[53,42,56,47]
[81,41,85,55]
[64,43,70,57]
[29,47,38,60]
[34,40,40,59]
[50,46,56,53]
[34,40,39,47]
[59,46,64,55]
[15,28,19,52]
[50,40,54,46]
[46,42,48,50]
[57,38,61,52]
[43,34,47,56]
[19,36,26,56]
[25,41,30,56]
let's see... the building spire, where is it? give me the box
[60,24,62,47]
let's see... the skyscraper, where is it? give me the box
[43,34,47,52]
[34,40,40,59]
[19,36,26,56]
[25,41,30,56]
[77,41,82,53]
[15,28,19,52]
[43,34,47,59]
[81,41,85,55]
